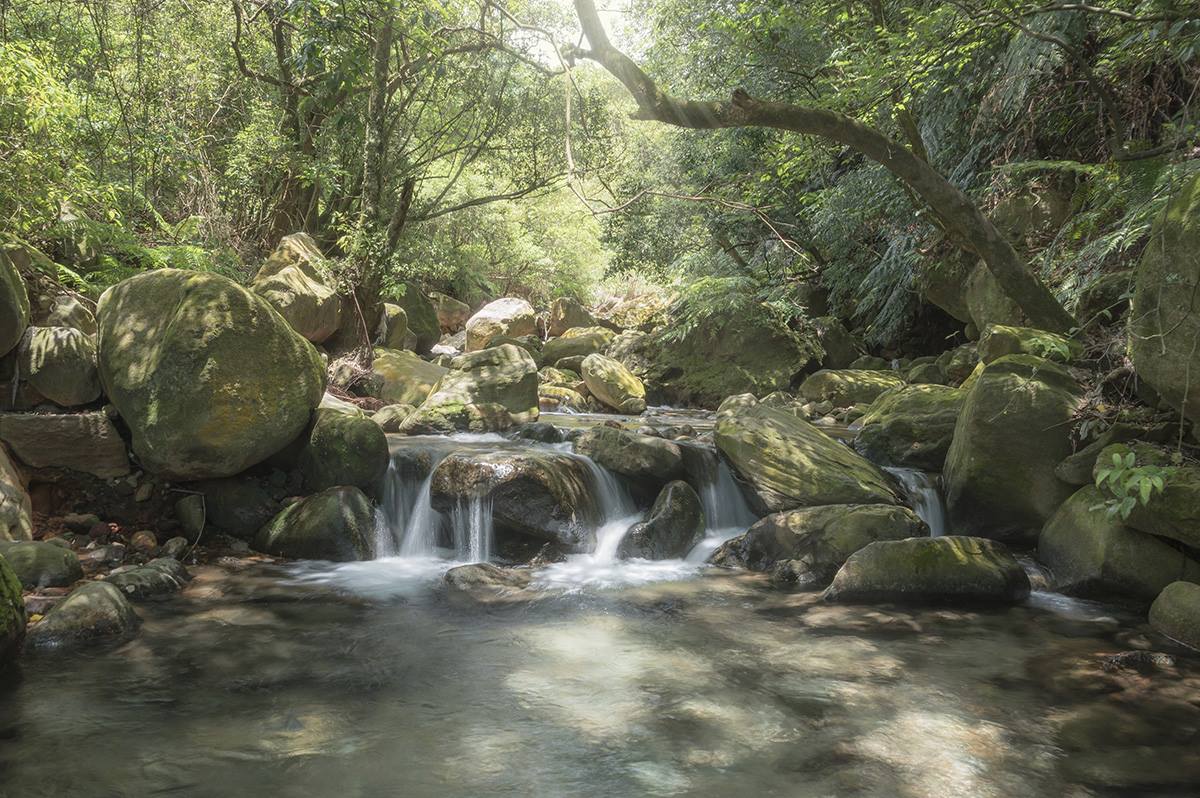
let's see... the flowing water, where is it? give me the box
[885,467,948,537]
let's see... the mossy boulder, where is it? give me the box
[548,297,599,337]
[0,541,83,589]
[964,260,1026,335]
[538,385,590,412]
[716,392,758,418]
[710,504,925,589]
[824,536,1031,605]
[1149,581,1200,650]
[390,282,441,354]
[0,248,30,358]
[96,269,325,480]
[1037,485,1200,603]
[253,486,375,561]
[1130,174,1200,425]
[797,369,906,408]
[978,324,1081,364]
[371,403,416,432]
[1055,424,1172,486]
[1074,270,1133,327]
[465,297,536,351]
[854,385,964,470]
[574,426,684,484]
[618,481,705,560]
[936,343,979,384]
[431,450,599,552]
[27,581,140,650]
[402,344,538,434]
[249,233,343,344]
[488,334,543,366]
[0,444,32,542]
[1093,442,1200,550]
[43,295,97,335]
[105,558,190,601]
[715,404,897,513]
[187,477,279,539]
[371,348,447,406]
[812,316,860,369]
[542,327,613,363]
[943,355,1082,541]
[0,554,24,667]
[378,303,408,350]
[429,291,471,333]
[581,353,646,414]
[298,409,389,494]
[16,326,101,407]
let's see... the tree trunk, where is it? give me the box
[569,0,1076,332]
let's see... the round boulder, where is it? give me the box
[299,409,389,494]
[253,486,375,561]
[618,481,705,560]
[581,353,647,414]
[96,269,326,480]
[465,298,536,352]
[0,541,83,589]
[16,326,102,407]
[27,581,141,650]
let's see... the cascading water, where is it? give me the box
[685,446,759,562]
[450,493,493,563]
[571,454,639,562]
[885,467,947,537]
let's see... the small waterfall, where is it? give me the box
[376,451,453,558]
[685,447,758,562]
[450,494,494,563]
[570,454,639,563]
[885,467,947,537]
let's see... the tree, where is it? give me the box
[566,0,1077,331]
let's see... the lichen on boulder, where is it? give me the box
[798,369,906,408]
[581,353,646,414]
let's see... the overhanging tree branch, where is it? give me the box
[566,0,1076,332]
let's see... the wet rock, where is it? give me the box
[0,541,83,588]
[1149,581,1200,650]
[1036,485,1200,603]
[514,422,564,444]
[0,554,24,666]
[465,297,536,351]
[824,536,1030,605]
[298,409,389,494]
[253,486,375,562]
[431,450,599,552]
[574,425,683,484]
[187,477,279,539]
[160,537,189,560]
[943,355,1082,541]
[0,443,32,542]
[715,404,897,513]
[371,348,447,407]
[0,248,30,358]
[547,297,599,337]
[618,481,704,560]
[249,233,342,343]
[371,403,416,432]
[797,369,906,408]
[538,385,590,413]
[105,558,190,600]
[27,581,140,650]
[390,282,441,354]
[96,269,325,480]
[402,344,538,433]
[0,410,130,478]
[978,324,1081,364]
[581,353,646,414]
[15,326,101,407]
[853,384,963,470]
[429,291,471,333]
[710,504,925,589]
[443,563,534,605]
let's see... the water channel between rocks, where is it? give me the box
[1,410,1196,797]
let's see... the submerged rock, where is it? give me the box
[249,233,342,343]
[1037,485,1200,603]
[943,355,1082,541]
[574,426,683,484]
[710,504,925,589]
[824,536,1030,604]
[0,541,82,589]
[618,481,704,560]
[27,581,140,650]
[715,405,896,513]
[298,409,389,494]
[96,269,325,480]
[431,450,599,552]
[798,369,906,408]
[853,384,963,470]
[0,554,25,666]
[16,326,101,407]
[253,487,375,561]
[0,248,30,358]
[465,297,536,351]
[1149,581,1200,650]
[581,353,646,414]
[443,563,535,605]
[105,558,190,600]
[402,344,538,433]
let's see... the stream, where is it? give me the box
[0,410,1196,796]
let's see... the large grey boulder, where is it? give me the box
[377,303,408,350]
[824,536,1031,605]
[854,385,963,470]
[715,405,897,513]
[402,344,538,434]
[391,283,441,354]
[250,233,343,343]
[253,487,375,561]
[16,326,102,407]
[429,292,471,333]
[43,295,97,335]
[27,581,141,650]
[542,327,613,364]
[943,355,1082,541]
[371,348,447,407]
[465,297,537,351]
[710,504,925,589]
[548,297,599,337]
[618,481,705,560]
[96,269,325,480]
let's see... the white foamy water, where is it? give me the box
[885,467,948,537]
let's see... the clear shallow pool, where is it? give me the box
[2,562,1198,798]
